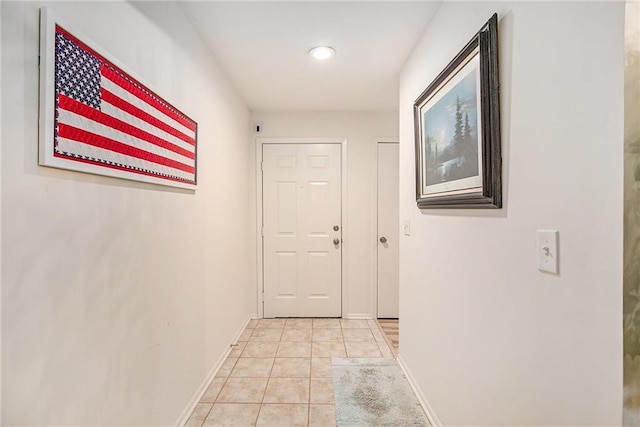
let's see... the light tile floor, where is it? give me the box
[185,318,395,427]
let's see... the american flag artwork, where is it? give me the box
[40,11,197,189]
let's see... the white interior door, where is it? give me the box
[262,143,342,317]
[377,142,399,318]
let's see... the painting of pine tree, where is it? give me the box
[415,14,501,209]
[423,69,479,186]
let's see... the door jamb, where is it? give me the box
[372,139,399,319]
[255,137,348,319]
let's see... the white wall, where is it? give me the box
[399,2,623,425]
[1,2,254,425]
[250,111,398,318]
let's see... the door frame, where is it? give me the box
[255,137,348,319]
[372,139,400,318]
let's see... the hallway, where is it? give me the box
[184,318,413,426]
[0,1,627,425]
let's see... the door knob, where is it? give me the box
[379,236,387,244]
[333,225,340,231]
[333,238,340,245]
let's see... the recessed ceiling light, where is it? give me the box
[309,46,335,61]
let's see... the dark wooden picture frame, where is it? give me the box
[414,14,501,209]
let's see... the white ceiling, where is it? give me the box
[178,1,442,112]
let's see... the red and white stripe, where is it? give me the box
[56,63,196,184]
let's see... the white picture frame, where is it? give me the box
[39,7,198,190]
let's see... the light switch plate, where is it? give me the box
[403,218,411,236]
[537,230,559,274]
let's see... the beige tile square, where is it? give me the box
[340,319,368,329]
[313,318,341,329]
[256,319,286,329]
[345,341,382,357]
[256,404,308,427]
[312,342,346,358]
[366,319,379,329]
[184,402,213,427]
[310,378,334,404]
[312,328,343,342]
[238,329,254,342]
[200,377,226,403]
[342,328,375,342]
[203,403,260,426]
[217,377,268,403]
[246,319,259,329]
[242,341,279,358]
[281,328,312,342]
[309,404,336,427]
[229,341,247,358]
[311,358,333,378]
[277,341,312,357]
[215,358,238,378]
[249,328,283,342]
[285,318,313,328]
[230,357,274,378]
[263,378,310,403]
[271,358,311,378]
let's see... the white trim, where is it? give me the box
[175,315,254,427]
[396,354,442,427]
[255,137,348,318]
[255,139,263,318]
[344,313,372,320]
[371,138,400,318]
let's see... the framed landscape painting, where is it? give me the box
[414,14,501,209]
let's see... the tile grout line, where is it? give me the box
[254,320,273,426]
[307,358,312,427]
[199,404,213,427]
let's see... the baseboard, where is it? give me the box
[396,354,442,427]
[174,315,254,427]
[344,313,372,320]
